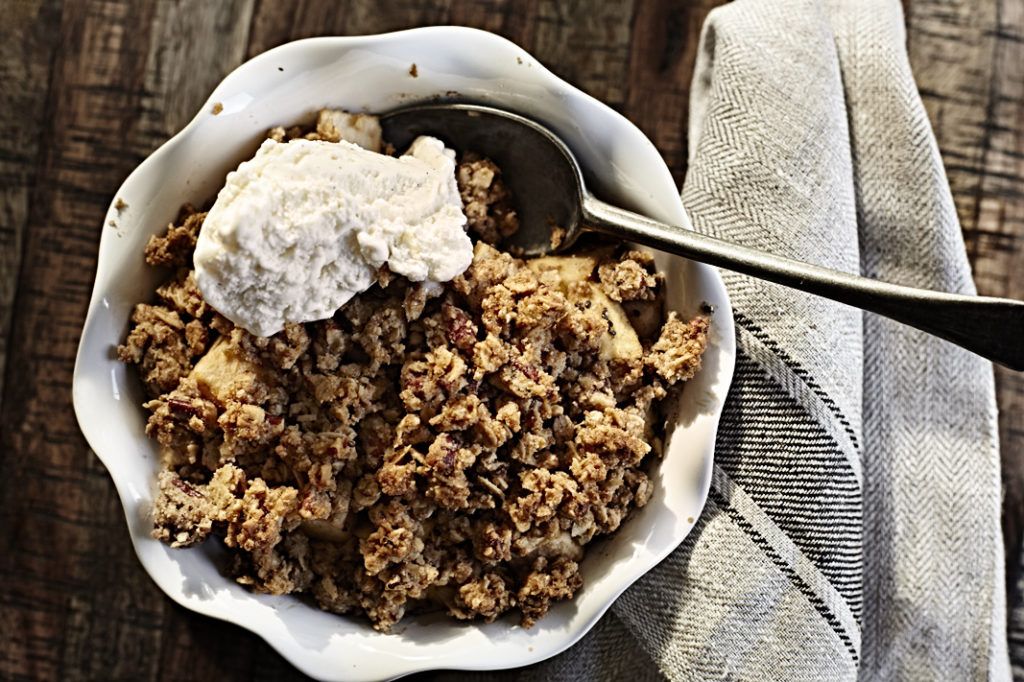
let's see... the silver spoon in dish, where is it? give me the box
[381,103,1024,371]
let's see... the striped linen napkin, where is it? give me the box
[450,0,1009,679]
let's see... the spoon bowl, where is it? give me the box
[382,104,586,256]
[382,103,1024,371]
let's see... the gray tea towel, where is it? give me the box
[453,0,1009,680]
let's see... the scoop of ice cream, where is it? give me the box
[193,136,471,337]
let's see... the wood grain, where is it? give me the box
[0,0,1021,680]
[0,1,267,680]
[1,1,161,679]
[0,0,63,426]
[625,0,723,187]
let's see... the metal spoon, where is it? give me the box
[381,103,1024,371]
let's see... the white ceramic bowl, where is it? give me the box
[73,27,735,682]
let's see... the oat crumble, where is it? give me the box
[117,109,710,632]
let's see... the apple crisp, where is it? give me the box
[118,110,710,632]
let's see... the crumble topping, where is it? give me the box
[118,109,710,632]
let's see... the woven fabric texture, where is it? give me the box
[442,0,1009,679]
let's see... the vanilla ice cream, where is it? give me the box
[193,136,472,337]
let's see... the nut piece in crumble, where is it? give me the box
[118,108,710,632]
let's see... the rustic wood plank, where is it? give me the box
[0,1,164,676]
[447,0,536,43]
[904,0,1024,608]
[0,0,63,431]
[248,0,634,110]
[905,0,996,243]
[247,0,453,58]
[138,0,258,142]
[0,1,258,680]
[624,0,726,188]
[525,0,636,109]
[977,0,1024,615]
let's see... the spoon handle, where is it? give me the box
[582,195,1024,371]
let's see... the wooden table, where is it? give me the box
[2,1,1021,679]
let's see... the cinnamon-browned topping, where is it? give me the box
[121,115,709,632]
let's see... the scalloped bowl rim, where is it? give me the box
[72,27,735,682]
